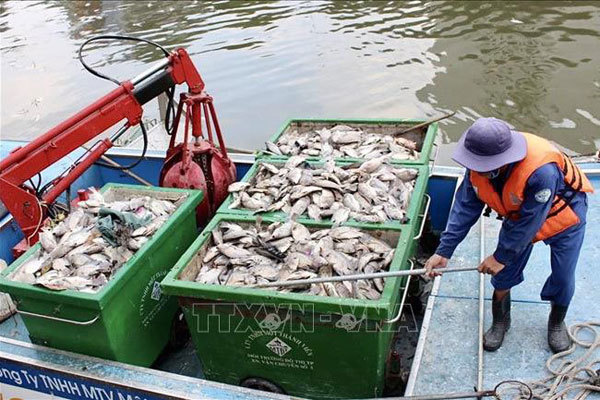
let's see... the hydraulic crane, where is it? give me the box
[0,36,236,250]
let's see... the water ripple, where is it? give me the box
[1,0,599,155]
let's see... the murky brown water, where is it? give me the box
[1,1,599,161]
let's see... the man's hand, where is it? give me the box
[425,254,448,277]
[478,255,505,276]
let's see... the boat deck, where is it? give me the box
[1,155,597,399]
[406,168,600,397]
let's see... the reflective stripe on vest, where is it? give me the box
[470,132,594,242]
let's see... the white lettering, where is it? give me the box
[0,368,22,385]
[82,384,103,400]
[100,388,115,400]
[21,369,38,388]
[68,379,82,396]
[38,374,51,389]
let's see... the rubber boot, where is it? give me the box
[483,291,511,351]
[548,303,572,353]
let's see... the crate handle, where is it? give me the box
[413,193,431,241]
[384,259,414,324]
[16,308,100,326]
[429,142,439,177]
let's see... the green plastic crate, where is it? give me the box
[257,118,438,166]
[161,214,417,399]
[0,184,203,367]
[217,160,430,235]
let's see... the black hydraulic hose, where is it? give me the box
[78,34,175,168]
[78,35,169,85]
[95,121,149,170]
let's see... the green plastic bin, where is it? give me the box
[0,184,203,367]
[161,214,417,399]
[258,118,438,166]
[217,160,430,236]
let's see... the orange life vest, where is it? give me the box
[470,133,593,242]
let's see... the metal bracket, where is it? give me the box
[384,259,414,324]
[16,308,100,326]
[413,194,431,241]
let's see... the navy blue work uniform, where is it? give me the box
[436,163,588,306]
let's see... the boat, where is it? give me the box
[2,117,598,399]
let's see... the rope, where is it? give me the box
[514,321,600,400]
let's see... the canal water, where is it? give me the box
[1,1,599,162]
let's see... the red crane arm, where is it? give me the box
[0,48,204,244]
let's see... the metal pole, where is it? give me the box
[250,266,479,289]
[82,145,152,186]
[217,145,254,154]
[477,217,486,392]
[131,58,171,85]
[395,111,456,135]
[379,389,496,400]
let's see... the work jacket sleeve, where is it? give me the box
[493,164,561,265]
[435,170,485,259]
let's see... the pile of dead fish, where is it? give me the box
[266,124,419,160]
[196,220,394,299]
[228,155,417,224]
[8,189,176,292]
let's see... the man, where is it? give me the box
[425,117,593,353]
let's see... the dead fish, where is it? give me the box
[331,130,361,144]
[324,249,354,276]
[287,168,302,184]
[51,258,70,272]
[228,161,417,225]
[331,206,350,225]
[127,237,149,251]
[196,220,395,299]
[364,237,392,253]
[253,265,280,281]
[285,155,307,168]
[265,141,282,155]
[330,227,363,240]
[359,155,389,173]
[39,229,58,252]
[307,204,322,221]
[260,162,280,174]
[271,221,293,240]
[286,252,314,271]
[318,190,335,208]
[269,237,293,253]
[228,182,251,192]
[357,280,381,300]
[290,186,322,201]
[268,125,419,162]
[9,190,177,292]
[291,222,311,242]
[358,182,378,201]
[289,197,310,218]
[21,256,46,275]
[217,244,253,259]
[203,246,221,263]
[396,168,418,181]
[67,253,96,267]
[226,269,256,286]
[342,193,361,212]
[241,193,267,210]
[197,267,223,284]
[212,229,224,246]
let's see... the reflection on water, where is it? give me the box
[1,1,599,158]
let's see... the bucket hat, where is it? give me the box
[452,117,527,172]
